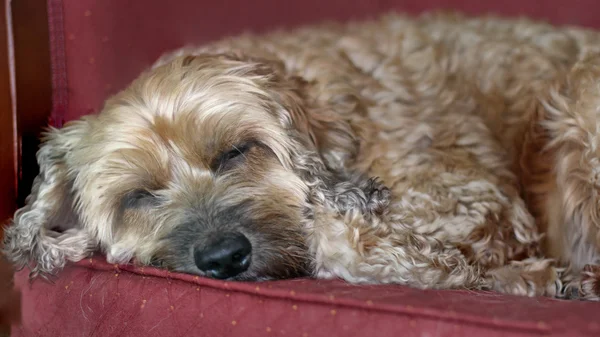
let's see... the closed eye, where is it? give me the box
[122,189,158,209]
[224,145,247,162]
[214,142,254,173]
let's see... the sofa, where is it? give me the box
[9,1,600,336]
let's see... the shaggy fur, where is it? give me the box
[4,11,600,299]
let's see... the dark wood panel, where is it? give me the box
[0,0,19,334]
[12,0,52,207]
[0,0,17,227]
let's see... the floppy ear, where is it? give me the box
[2,120,95,278]
[235,54,391,215]
[269,74,362,171]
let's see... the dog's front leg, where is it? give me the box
[304,204,486,289]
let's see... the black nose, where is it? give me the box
[194,233,252,279]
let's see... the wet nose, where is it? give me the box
[194,233,252,279]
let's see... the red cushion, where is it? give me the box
[12,257,600,337]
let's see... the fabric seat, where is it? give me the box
[13,257,600,337]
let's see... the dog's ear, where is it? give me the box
[228,54,391,215]
[270,74,363,171]
[2,120,95,278]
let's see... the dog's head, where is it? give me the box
[3,53,386,281]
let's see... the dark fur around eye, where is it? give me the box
[121,189,158,209]
[213,142,256,172]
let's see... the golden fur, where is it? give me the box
[3,11,600,299]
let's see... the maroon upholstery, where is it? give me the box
[13,0,600,336]
[12,257,600,337]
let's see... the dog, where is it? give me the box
[3,11,600,300]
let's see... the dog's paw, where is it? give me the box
[363,177,391,215]
[579,264,600,301]
[329,173,391,216]
[485,258,561,297]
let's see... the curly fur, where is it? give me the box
[4,11,600,299]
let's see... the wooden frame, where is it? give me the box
[0,0,52,222]
[0,1,50,330]
[0,1,16,334]
[10,0,52,209]
[0,0,17,229]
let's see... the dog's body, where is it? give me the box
[4,12,600,299]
